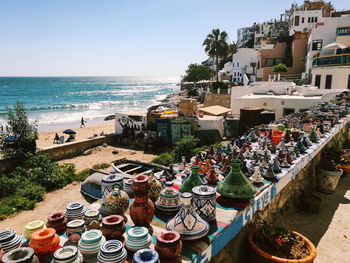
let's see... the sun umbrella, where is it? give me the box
[63,129,76,135]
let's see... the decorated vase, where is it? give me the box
[125,227,152,252]
[192,184,216,221]
[217,159,256,200]
[0,229,22,253]
[133,248,159,263]
[154,231,182,260]
[65,202,86,221]
[100,215,126,241]
[103,185,129,217]
[166,192,209,240]
[46,213,68,234]
[130,175,155,229]
[24,220,45,240]
[97,240,127,263]
[65,219,86,244]
[29,228,59,257]
[53,246,83,263]
[101,174,124,203]
[78,229,106,258]
[83,210,102,230]
[179,165,203,193]
[155,182,183,215]
[123,178,134,198]
[148,174,162,202]
[1,247,38,263]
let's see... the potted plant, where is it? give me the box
[317,147,343,193]
[338,149,350,174]
[248,221,317,263]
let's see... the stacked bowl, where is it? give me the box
[125,227,152,252]
[53,246,83,263]
[78,229,106,258]
[65,202,87,221]
[0,229,22,253]
[97,240,127,263]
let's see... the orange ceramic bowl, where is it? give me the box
[29,228,60,257]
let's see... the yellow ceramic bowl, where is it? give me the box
[24,220,45,240]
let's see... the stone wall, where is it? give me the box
[204,93,231,108]
[0,134,120,173]
[211,123,350,263]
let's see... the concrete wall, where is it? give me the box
[0,134,120,174]
[204,93,231,108]
[312,66,350,89]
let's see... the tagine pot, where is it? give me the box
[130,175,155,230]
[217,159,256,200]
[1,247,38,263]
[103,185,129,217]
[100,215,126,241]
[46,213,68,234]
[248,230,317,263]
[155,182,183,219]
[179,165,203,193]
[148,174,162,202]
[155,231,182,260]
[29,228,59,257]
[166,192,209,240]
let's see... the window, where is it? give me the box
[283,108,295,116]
[314,75,321,89]
[312,40,322,51]
[302,17,305,23]
[325,75,332,89]
[311,17,314,23]
[265,58,284,67]
[315,17,318,23]
[232,63,235,67]
[308,17,311,23]
[294,16,300,26]
[237,62,240,67]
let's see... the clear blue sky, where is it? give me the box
[0,0,348,77]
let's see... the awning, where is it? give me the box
[199,105,231,116]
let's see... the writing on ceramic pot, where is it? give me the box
[243,185,277,225]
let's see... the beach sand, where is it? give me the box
[37,120,115,149]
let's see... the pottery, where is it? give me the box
[179,156,187,171]
[0,229,22,253]
[101,215,126,241]
[249,166,264,184]
[66,220,86,244]
[123,178,134,198]
[97,240,127,263]
[83,210,102,230]
[101,174,124,203]
[179,165,203,193]
[46,213,68,234]
[24,220,45,240]
[148,174,162,202]
[192,185,216,221]
[217,159,256,200]
[205,168,219,185]
[103,186,129,216]
[78,229,106,258]
[155,231,182,260]
[53,246,83,263]
[65,202,87,221]
[317,168,343,193]
[166,192,209,240]
[29,228,59,257]
[133,249,159,263]
[125,227,152,252]
[155,182,183,214]
[2,247,38,263]
[130,175,155,229]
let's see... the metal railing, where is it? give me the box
[312,54,350,67]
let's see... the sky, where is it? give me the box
[0,0,348,77]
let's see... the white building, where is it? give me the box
[230,82,345,119]
[305,15,350,76]
[237,27,255,47]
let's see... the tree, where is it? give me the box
[203,29,229,82]
[219,41,238,69]
[181,63,213,84]
[272,63,288,74]
[3,102,38,158]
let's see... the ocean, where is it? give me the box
[0,76,179,131]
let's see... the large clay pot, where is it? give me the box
[100,215,126,241]
[148,174,162,202]
[248,230,317,263]
[103,186,129,217]
[317,168,343,194]
[29,228,59,257]
[101,174,124,203]
[155,231,182,260]
[179,165,203,193]
[46,213,68,234]
[1,247,38,263]
[130,175,155,229]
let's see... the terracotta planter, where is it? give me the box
[317,168,343,194]
[248,230,317,263]
[339,164,350,174]
[155,231,182,260]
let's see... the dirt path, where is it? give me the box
[0,146,156,234]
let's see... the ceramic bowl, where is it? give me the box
[125,227,152,252]
[78,229,106,258]
[0,229,22,253]
[97,240,127,263]
[24,220,45,240]
[65,202,87,221]
[53,246,83,263]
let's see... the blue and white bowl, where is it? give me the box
[125,227,152,252]
[78,229,105,258]
[123,179,133,197]
[133,248,159,263]
[97,240,127,263]
[53,246,83,263]
[65,202,87,221]
[0,229,22,253]
[101,174,124,203]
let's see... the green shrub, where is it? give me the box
[2,196,36,211]
[152,152,176,166]
[173,135,200,162]
[74,168,91,182]
[17,183,45,202]
[92,163,110,170]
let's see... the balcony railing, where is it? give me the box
[312,54,350,67]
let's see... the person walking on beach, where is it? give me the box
[81,117,86,128]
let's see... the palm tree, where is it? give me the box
[203,29,229,82]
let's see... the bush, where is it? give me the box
[173,135,200,162]
[152,152,176,166]
[92,163,110,170]
[17,183,45,202]
[74,168,91,182]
